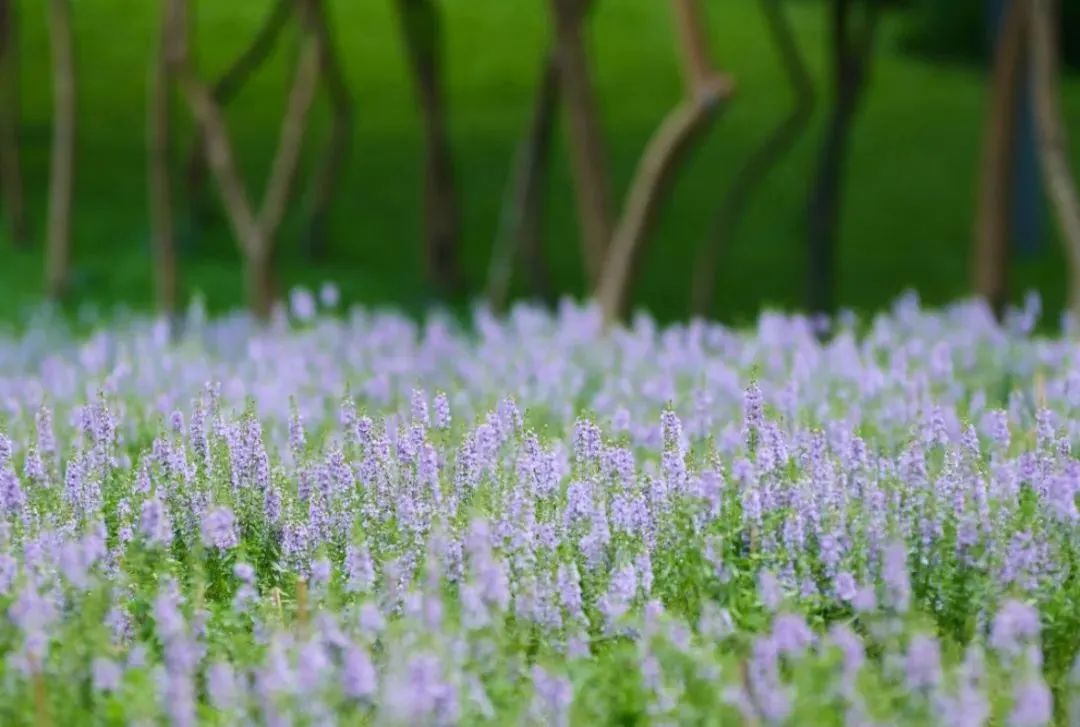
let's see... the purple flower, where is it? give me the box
[758,570,783,612]
[201,506,238,551]
[990,599,1041,660]
[92,657,123,692]
[772,613,813,657]
[532,665,573,727]
[140,494,173,547]
[1009,678,1052,727]
[904,634,942,693]
[342,644,377,700]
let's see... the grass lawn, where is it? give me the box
[1,0,1079,324]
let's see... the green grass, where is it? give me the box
[1,0,1079,324]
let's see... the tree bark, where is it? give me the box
[168,0,320,321]
[185,0,292,229]
[45,0,75,300]
[547,0,613,287]
[805,0,876,317]
[595,0,733,323]
[302,0,352,259]
[487,53,559,310]
[149,0,179,323]
[0,0,27,247]
[1029,0,1080,319]
[973,0,1027,319]
[258,31,321,243]
[691,0,814,316]
[395,0,463,294]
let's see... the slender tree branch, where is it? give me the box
[487,52,559,310]
[0,0,27,247]
[691,0,814,316]
[596,0,733,323]
[972,0,1027,318]
[548,0,614,287]
[45,0,76,299]
[1029,0,1080,318]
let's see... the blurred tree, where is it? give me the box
[1030,0,1080,319]
[0,0,27,248]
[168,0,322,319]
[548,0,613,289]
[394,0,463,294]
[185,0,293,241]
[487,53,559,311]
[596,0,733,322]
[973,0,1026,318]
[45,0,75,300]
[691,0,814,317]
[806,0,878,316]
[149,0,180,326]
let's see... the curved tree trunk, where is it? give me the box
[149,0,179,326]
[1029,0,1080,319]
[395,0,462,294]
[691,0,814,317]
[0,0,27,247]
[169,0,320,321]
[185,0,292,232]
[547,0,612,287]
[805,0,877,317]
[595,0,733,323]
[973,0,1027,320]
[487,53,559,310]
[45,0,75,300]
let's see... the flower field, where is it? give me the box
[0,292,1078,725]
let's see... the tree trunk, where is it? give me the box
[805,0,876,317]
[1029,0,1080,319]
[169,0,320,321]
[691,0,814,317]
[395,0,462,294]
[0,0,27,247]
[302,0,352,259]
[247,248,275,320]
[487,53,559,310]
[185,0,292,232]
[149,0,179,323]
[548,0,613,287]
[806,104,853,316]
[595,0,732,323]
[973,0,1027,319]
[258,31,321,244]
[45,0,75,300]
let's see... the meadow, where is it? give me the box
[0,290,1076,723]
[4,0,1080,323]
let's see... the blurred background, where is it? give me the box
[0,0,1079,326]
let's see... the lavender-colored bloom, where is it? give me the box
[1009,678,1052,727]
[905,634,942,693]
[772,613,813,657]
[990,599,1041,660]
[92,656,123,692]
[833,571,857,602]
[758,570,783,612]
[433,392,452,430]
[882,540,911,613]
[206,661,240,711]
[140,494,173,547]
[201,506,238,550]
[342,644,377,700]
[532,665,573,727]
